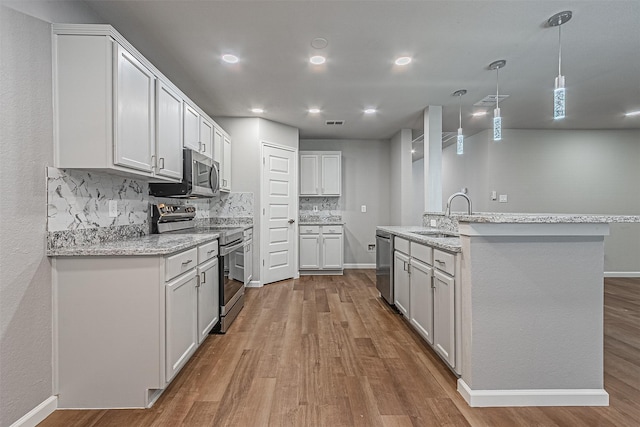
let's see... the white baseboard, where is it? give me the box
[10,396,57,427]
[343,263,375,269]
[457,380,609,407]
[604,271,640,278]
[246,280,262,288]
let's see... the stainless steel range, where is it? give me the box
[152,203,246,333]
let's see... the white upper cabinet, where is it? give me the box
[221,134,232,191]
[53,25,230,183]
[199,117,214,159]
[155,81,183,180]
[114,45,156,173]
[183,103,200,152]
[299,151,341,196]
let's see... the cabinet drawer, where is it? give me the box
[165,247,198,281]
[395,237,410,255]
[433,249,455,276]
[198,240,218,263]
[410,242,432,265]
[322,225,343,234]
[300,225,320,234]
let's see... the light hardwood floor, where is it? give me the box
[39,273,640,426]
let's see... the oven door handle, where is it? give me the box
[220,239,246,256]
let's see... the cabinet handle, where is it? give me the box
[207,249,215,255]
[435,259,445,265]
[151,155,156,168]
[201,272,206,284]
[159,157,165,169]
[181,259,193,266]
[202,143,206,152]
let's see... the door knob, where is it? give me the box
[288,219,295,224]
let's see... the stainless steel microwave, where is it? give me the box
[149,149,220,198]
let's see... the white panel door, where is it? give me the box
[262,145,296,285]
[299,154,319,195]
[410,258,434,345]
[197,258,219,344]
[156,81,183,180]
[114,45,155,173]
[433,269,456,368]
[394,251,411,317]
[321,153,341,196]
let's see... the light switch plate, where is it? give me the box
[108,200,118,217]
[361,205,367,213]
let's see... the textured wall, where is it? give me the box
[0,6,54,426]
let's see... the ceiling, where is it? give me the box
[85,0,640,140]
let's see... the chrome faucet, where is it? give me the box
[445,192,472,216]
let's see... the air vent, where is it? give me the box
[474,94,509,107]
[325,120,345,126]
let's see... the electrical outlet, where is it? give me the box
[312,206,318,212]
[361,205,367,213]
[430,219,437,227]
[108,200,118,217]
[499,194,508,203]
[368,244,376,251]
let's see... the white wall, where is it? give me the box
[216,117,299,282]
[300,139,391,266]
[412,158,425,225]
[389,129,413,225]
[443,128,640,273]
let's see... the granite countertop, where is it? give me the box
[47,232,220,257]
[299,221,346,225]
[377,226,461,253]
[431,212,640,224]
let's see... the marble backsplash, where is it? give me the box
[47,167,253,250]
[422,212,458,232]
[299,196,341,221]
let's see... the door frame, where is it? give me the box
[259,141,299,285]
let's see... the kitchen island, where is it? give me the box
[379,213,640,407]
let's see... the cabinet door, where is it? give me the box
[300,154,319,195]
[394,251,411,317]
[245,240,253,284]
[322,234,343,269]
[183,103,200,151]
[222,135,232,191]
[156,81,183,180]
[213,128,223,163]
[410,258,434,345]
[114,45,155,173]
[199,118,214,158]
[299,234,320,269]
[321,153,341,196]
[197,258,219,344]
[166,271,198,382]
[433,269,455,368]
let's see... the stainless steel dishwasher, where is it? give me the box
[375,230,394,306]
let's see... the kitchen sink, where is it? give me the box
[410,230,458,238]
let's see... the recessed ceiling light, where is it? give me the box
[364,108,377,114]
[222,54,239,64]
[395,56,412,66]
[251,108,264,114]
[625,110,640,116]
[308,108,321,114]
[310,55,326,65]
[472,111,488,117]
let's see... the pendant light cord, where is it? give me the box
[496,67,500,109]
[458,93,462,128]
[558,24,562,76]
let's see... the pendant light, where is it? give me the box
[548,11,572,120]
[489,60,506,141]
[452,89,467,155]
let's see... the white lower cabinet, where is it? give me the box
[165,271,198,382]
[394,250,411,317]
[409,258,434,345]
[392,236,460,375]
[53,239,219,409]
[299,225,343,273]
[197,257,219,344]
